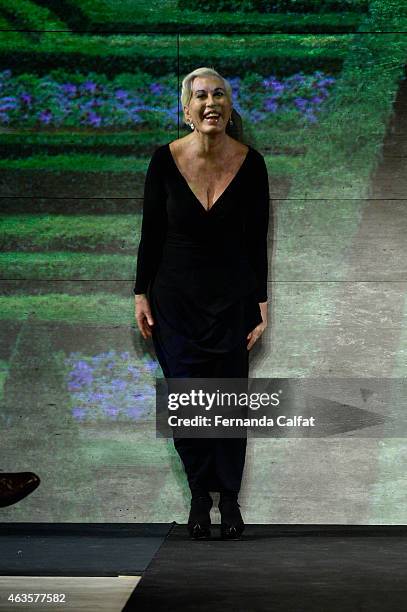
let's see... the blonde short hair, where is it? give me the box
[180,67,233,126]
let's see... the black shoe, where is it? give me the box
[188,495,213,539]
[219,497,244,540]
[0,472,40,508]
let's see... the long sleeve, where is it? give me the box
[245,152,270,303]
[133,147,168,295]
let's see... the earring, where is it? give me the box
[229,118,233,126]
[189,122,195,130]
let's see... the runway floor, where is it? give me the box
[125,524,407,612]
[1,523,407,611]
[0,522,170,611]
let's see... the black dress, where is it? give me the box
[134,142,270,497]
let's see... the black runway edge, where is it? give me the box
[123,523,407,612]
[0,523,173,577]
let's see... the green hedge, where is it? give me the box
[30,0,365,34]
[64,13,363,35]
[0,130,176,159]
[0,0,368,33]
[0,33,347,77]
[0,0,366,33]
[178,0,369,13]
[0,0,66,30]
[0,15,24,32]
[28,0,91,30]
[0,214,141,252]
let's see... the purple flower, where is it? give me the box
[115,88,129,100]
[294,97,308,109]
[290,74,306,83]
[111,379,127,391]
[249,109,267,122]
[20,92,32,104]
[306,113,318,124]
[104,405,120,418]
[82,80,97,93]
[87,111,102,127]
[126,406,145,419]
[318,87,329,98]
[38,109,53,124]
[264,98,279,112]
[0,96,18,111]
[143,360,158,373]
[90,392,110,400]
[318,77,335,86]
[130,113,142,124]
[61,83,77,96]
[72,406,87,420]
[150,82,164,94]
[263,78,284,94]
[66,350,158,422]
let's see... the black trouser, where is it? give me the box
[153,335,250,499]
[173,435,247,498]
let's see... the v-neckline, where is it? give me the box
[167,142,251,214]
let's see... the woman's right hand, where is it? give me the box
[135,294,154,339]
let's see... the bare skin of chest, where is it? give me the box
[170,143,249,210]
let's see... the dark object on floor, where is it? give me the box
[123,524,407,612]
[188,495,213,539]
[0,523,174,576]
[0,472,40,508]
[218,497,244,540]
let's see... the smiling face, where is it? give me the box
[184,75,232,134]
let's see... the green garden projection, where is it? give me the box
[1,0,407,523]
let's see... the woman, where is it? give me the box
[134,67,270,540]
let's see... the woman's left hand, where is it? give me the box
[247,320,267,350]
